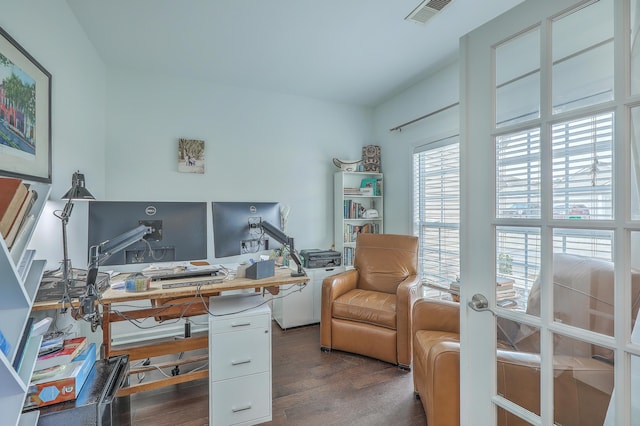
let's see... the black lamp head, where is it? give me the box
[62,171,95,200]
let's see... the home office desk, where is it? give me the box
[33,268,308,396]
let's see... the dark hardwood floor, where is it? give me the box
[125,322,427,425]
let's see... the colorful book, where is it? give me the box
[0,177,28,238]
[0,328,10,358]
[25,343,96,409]
[35,336,88,371]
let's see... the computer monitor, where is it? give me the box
[87,201,207,266]
[211,201,281,258]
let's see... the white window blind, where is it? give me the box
[552,113,614,220]
[496,128,541,218]
[413,138,460,290]
[494,112,614,304]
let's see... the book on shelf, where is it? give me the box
[35,336,88,371]
[12,317,34,371]
[0,328,10,358]
[360,178,379,196]
[496,277,515,288]
[5,188,37,250]
[343,187,362,195]
[25,343,97,409]
[496,277,516,300]
[496,290,517,301]
[0,176,28,239]
[343,222,381,242]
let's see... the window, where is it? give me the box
[413,137,460,294]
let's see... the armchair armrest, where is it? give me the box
[396,274,421,367]
[320,268,359,348]
[412,298,460,335]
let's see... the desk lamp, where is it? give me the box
[55,171,94,312]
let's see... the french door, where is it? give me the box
[461,0,640,424]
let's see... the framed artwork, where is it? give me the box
[0,26,51,183]
[178,138,205,174]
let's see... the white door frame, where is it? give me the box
[460,0,637,424]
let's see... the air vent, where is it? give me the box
[405,0,452,25]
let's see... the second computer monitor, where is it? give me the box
[211,201,281,258]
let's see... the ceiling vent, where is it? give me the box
[405,0,452,25]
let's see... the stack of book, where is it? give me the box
[26,340,96,409]
[0,177,38,250]
[24,336,95,409]
[343,187,362,196]
[496,277,517,301]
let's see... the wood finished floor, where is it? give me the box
[125,322,427,425]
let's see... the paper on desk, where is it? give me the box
[110,279,125,290]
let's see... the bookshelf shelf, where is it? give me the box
[334,171,384,268]
[0,179,50,426]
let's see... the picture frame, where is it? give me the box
[0,25,51,183]
[177,138,205,174]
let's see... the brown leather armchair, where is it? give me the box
[412,253,640,426]
[320,233,420,368]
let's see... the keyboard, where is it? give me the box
[161,277,224,289]
[151,269,220,281]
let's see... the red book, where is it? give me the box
[35,337,88,371]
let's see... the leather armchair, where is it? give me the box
[320,233,420,368]
[412,253,640,426]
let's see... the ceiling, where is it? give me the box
[66,0,524,107]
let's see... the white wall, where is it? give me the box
[1,1,107,270]
[105,68,372,262]
[2,0,107,346]
[373,60,460,235]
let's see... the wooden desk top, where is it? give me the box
[32,267,308,310]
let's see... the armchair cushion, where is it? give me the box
[333,289,396,329]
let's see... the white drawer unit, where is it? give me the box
[209,294,271,426]
[272,266,345,329]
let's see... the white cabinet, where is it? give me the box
[209,294,271,426]
[272,266,345,329]
[0,181,50,426]
[334,171,384,267]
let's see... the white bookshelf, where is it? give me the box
[0,180,50,426]
[334,171,384,267]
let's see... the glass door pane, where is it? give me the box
[552,0,614,114]
[551,113,614,221]
[496,28,540,127]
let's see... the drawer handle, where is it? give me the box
[232,403,252,413]
[231,358,252,366]
[231,322,251,327]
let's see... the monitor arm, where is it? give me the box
[253,219,305,277]
[75,224,154,331]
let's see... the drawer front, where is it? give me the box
[211,372,271,426]
[211,327,270,381]
[210,312,270,334]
